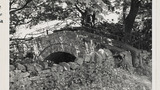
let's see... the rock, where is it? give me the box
[140,50,150,59]
[135,85,146,90]
[17,63,26,72]
[20,72,30,77]
[10,65,15,71]
[98,49,107,60]
[39,69,51,74]
[34,63,43,72]
[59,62,70,71]
[69,62,79,70]
[30,76,40,80]
[75,58,84,65]
[19,77,31,85]
[95,52,103,66]
[120,51,133,72]
[90,52,96,62]
[43,62,49,69]
[38,61,48,69]
[104,49,113,59]
[51,72,59,80]
[104,49,112,56]
[9,71,15,83]
[24,58,33,63]
[51,64,58,72]
[84,54,91,62]
[57,65,64,72]
[11,70,22,82]
[25,64,36,73]
[14,70,22,73]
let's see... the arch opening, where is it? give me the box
[44,51,76,64]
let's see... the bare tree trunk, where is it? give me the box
[123,0,127,32]
[124,0,140,42]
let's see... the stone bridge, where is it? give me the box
[29,31,87,61]
[21,28,114,61]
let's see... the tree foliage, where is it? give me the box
[10,0,71,34]
[10,0,152,51]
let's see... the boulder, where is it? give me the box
[69,62,79,70]
[104,49,113,59]
[34,63,43,72]
[95,52,103,66]
[98,49,107,60]
[17,63,26,72]
[25,64,36,73]
[59,62,70,71]
[120,51,133,72]
[84,54,91,62]
[51,64,58,72]
[10,65,15,71]
[75,58,84,65]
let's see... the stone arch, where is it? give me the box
[37,43,77,60]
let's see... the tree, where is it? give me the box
[9,0,71,34]
[10,0,33,34]
[124,0,141,42]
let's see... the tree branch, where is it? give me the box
[10,0,16,10]
[10,37,34,41]
[75,4,85,15]
[10,0,32,13]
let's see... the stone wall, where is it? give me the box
[29,31,86,60]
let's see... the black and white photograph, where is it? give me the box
[1,0,159,90]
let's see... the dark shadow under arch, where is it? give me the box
[38,43,72,57]
[44,51,76,64]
